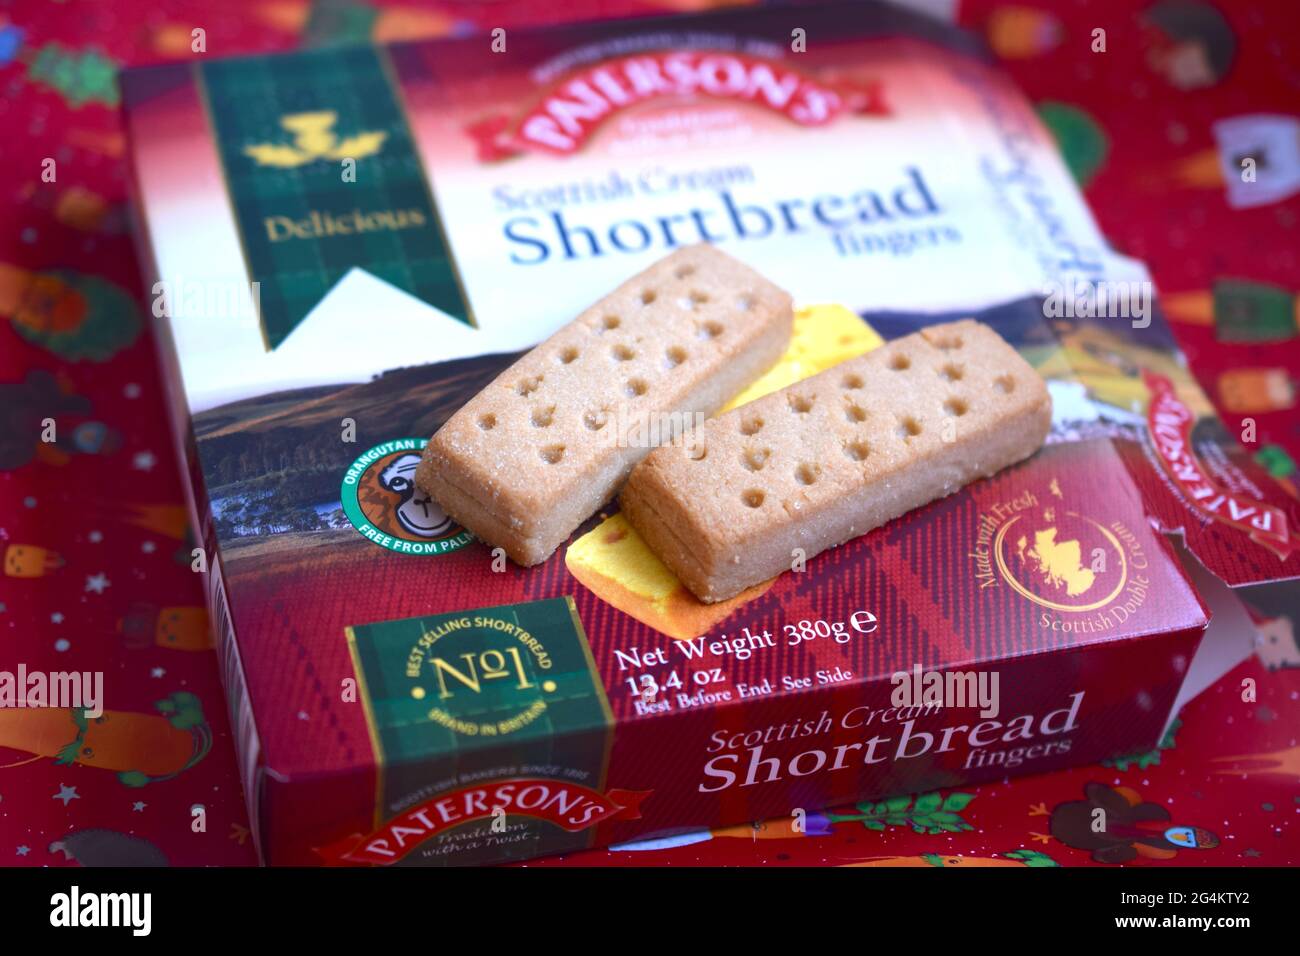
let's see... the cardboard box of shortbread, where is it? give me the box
[122,0,1296,866]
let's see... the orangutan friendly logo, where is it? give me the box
[340,438,472,556]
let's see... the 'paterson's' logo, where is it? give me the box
[466,50,889,161]
[971,482,1151,629]
[341,438,472,555]
[1143,369,1294,560]
[244,111,387,168]
[316,779,651,866]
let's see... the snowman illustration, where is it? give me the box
[378,453,453,539]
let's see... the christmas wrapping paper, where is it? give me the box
[0,0,1295,867]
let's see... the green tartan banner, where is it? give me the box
[346,598,613,865]
[198,46,468,350]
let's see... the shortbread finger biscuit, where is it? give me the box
[417,244,794,566]
[621,320,1052,602]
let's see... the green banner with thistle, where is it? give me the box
[198,46,467,349]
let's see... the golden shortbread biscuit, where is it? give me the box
[565,304,883,638]
[417,244,794,565]
[621,320,1052,602]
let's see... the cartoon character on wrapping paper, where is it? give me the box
[1141,0,1235,90]
[0,692,211,787]
[1050,783,1219,863]
[0,369,122,471]
[4,543,63,578]
[50,829,168,867]
[1213,115,1300,210]
[1255,615,1300,671]
[118,604,213,652]
[1240,585,1300,671]
[0,264,140,362]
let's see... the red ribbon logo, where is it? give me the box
[316,779,652,866]
[1144,370,1294,559]
[466,50,889,161]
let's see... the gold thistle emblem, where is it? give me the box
[243,111,387,168]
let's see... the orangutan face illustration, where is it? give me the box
[378,454,453,539]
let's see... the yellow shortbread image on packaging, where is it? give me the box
[565,304,883,637]
[621,319,1052,603]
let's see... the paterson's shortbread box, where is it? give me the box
[121,2,1299,865]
